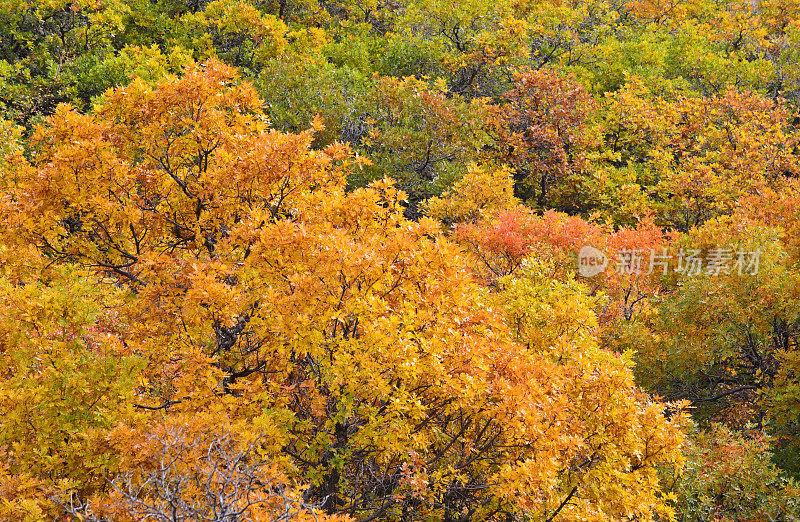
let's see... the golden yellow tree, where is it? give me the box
[1,60,686,520]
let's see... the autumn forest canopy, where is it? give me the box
[4,0,800,520]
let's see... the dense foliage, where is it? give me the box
[3,0,800,519]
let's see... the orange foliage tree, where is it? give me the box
[453,206,668,324]
[485,67,597,209]
[603,80,800,229]
[0,60,686,520]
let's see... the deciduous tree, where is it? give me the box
[0,59,687,521]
